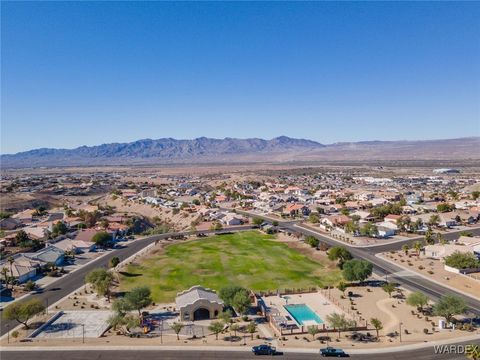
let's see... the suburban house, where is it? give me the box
[376,221,398,238]
[222,213,244,226]
[283,204,310,217]
[423,243,476,260]
[322,214,351,228]
[0,254,39,283]
[176,285,224,321]
[27,246,65,266]
[51,238,95,253]
[0,217,22,231]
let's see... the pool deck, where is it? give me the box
[263,292,350,329]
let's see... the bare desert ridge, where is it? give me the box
[1,136,479,168]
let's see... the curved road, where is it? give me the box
[0,226,254,336]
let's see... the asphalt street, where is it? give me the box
[0,347,471,360]
[0,226,254,336]
[284,223,480,316]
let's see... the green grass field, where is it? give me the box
[120,231,342,302]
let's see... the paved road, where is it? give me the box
[0,226,254,336]
[219,208,480,316]
[285,224,480,316]
[0,347,471,360]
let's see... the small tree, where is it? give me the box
[326,313,355,339]
[85,268,115,301]
[232,290,251,315]
[327,247,352,269]
[308,214,319,224]
[24,280,36,292]
[444,251,480,270]
[171,322,185,340]
[272,220,279,227]
[209,321,224,340]
[305,235,319,248]
[108,313,140,335]
[246,321,256,340]
[406,292,429,314]
[342,259,373,283]
[252,217,263,226]
[3,298,45,329]
[124,286,152,315]
[109,256,120,268]
[92,232,112,248]
[230,323,240,337]
[337,281,348,295]
[307,325,320,340]
[433,295,467,323]
[382,283,396,298]
[370,318,383,338]
[219,310,232,324]
[402,244,409,255]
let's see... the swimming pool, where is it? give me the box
[284,304,323,325]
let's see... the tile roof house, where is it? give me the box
[176,285,224,321]
[322,215,351,227]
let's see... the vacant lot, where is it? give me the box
[120,231,342,302]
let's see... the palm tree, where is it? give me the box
[7,257,14,283]
[402,244,409,255]
[1,267,9,290]
[370,318,383,339]
[413,241,423,257]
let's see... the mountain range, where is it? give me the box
[1,136,479,168]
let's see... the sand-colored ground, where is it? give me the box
[380,250,480,298]
[98,194,200,231]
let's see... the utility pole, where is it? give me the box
[82,324,85,343]
[399,322,403,342]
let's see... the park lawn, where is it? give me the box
[120,231,342,303]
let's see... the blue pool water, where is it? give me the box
[284,304,323,325]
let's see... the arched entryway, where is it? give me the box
[193,308,210,321]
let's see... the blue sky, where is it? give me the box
[1,1,479,154]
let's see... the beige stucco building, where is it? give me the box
[176,285,224,321]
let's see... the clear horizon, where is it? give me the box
[2,134,479,156]
[2,2,479,153]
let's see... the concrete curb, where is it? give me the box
[1,332,480,354]
[293,224,420,248]
[0,246,117,311]
[376,253,480,302]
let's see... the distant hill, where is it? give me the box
[1,136,478,168]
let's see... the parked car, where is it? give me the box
[252,344,277,355]
[320,347,348,357]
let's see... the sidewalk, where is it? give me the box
[376,253,480,301]
[2,332,479,354]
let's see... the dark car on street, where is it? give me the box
[252,344,277,355]
[320,347,348,357]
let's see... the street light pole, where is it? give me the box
[160,320,163,344]
[6,324,9,344]
[399,322,403,342]
[82,324,85,344]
